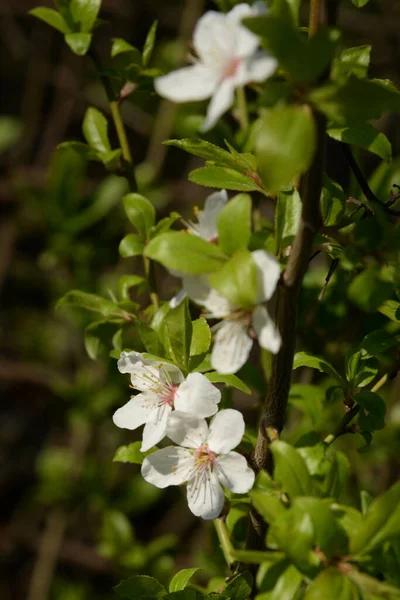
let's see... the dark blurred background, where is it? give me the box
[1,1,400,599]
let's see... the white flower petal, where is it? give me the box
[182,276,232,318]
[252,250,281,303]
[174,373,221,417]
[215,451,255,493]
[141,406,171,452]
[169,289,187,309]
[252,305,281,354]
[112,392,160,430]
[201,78,236,132]
[166,411,208,449]
[197,189,228,241]
[207,409,245,454]
[187,470,225,519]
[117,350,143,374]
[227,3,261,57]
[141,446,194,488]
[118,351,183,391]
[244,52,277,83]
[154,64,218,103]
[193,11,234,67]
[211,320,253,374]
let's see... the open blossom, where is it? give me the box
[155,4,277,131]
[142,409,255,519]
[113,352,221,452]
[170,190,228,309]
[184,250,281,374]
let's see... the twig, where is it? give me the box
[341,144,400,216]
[324,372,390,445]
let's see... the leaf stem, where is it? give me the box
[144,255,159,310]
[236,87,249,130]
[214,518,285,569]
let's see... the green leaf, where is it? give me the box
[351,481,400,555]
[114,574,166,599]
[164,138,259,177]
[328,124,391,162]
[217,194,252,255]
[356,391,386,431]
[205,372,251,394]
[29,7,69,33]
[271,441,314,498]
[347,570,400,599]
[361,329,398,357]
[293,351,343,383]
[189,166,264,193]
[123,194,156,239]
[163,298,192,369]
[288,384,324,426]
[304,568,362,600]
[56,290,117,316]
[84,319,121,359]
[136,321,164,357]
[346,352,378,388]
[275,187,302,254]
[352,0,370,6]
[70,0,101,32]
[113,442,158,464]
[142,20,158,66]
[292,498,349,558]
[150,212,181,238]
[190,318,211,357]
[222,572,253,600]
[169,569,200,593]
[65,32,92,55]
[243,15,338,82]
[208,249,257,309]
[320,175,346,227]
[250,490,286,524]
[259,563,303,600]
[145,232,227,275]
[253,106,316,194]
[378,299,400,322]
[348,266,394,312]
[119,234,145,257]
[57,140,100,161]
[83,107,111,154]
[310,77,400,126]
[270,507,321,577]
[118,275,146,300]
[111,37,139,57]
[331,45,371,82]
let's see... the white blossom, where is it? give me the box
[142,409,255,519]
[185,250,281,374]
[170,190,228,309]
[113,352,221,451]
[154,4,277,131]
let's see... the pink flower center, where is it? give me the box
[159,384,178,407]
[194,444,217,469]
[222,56,241,79]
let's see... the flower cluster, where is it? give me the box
[155,3,277,131]
[113,352,254,519]
[113,4,282,520]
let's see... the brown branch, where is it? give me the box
[248,111,326,547]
